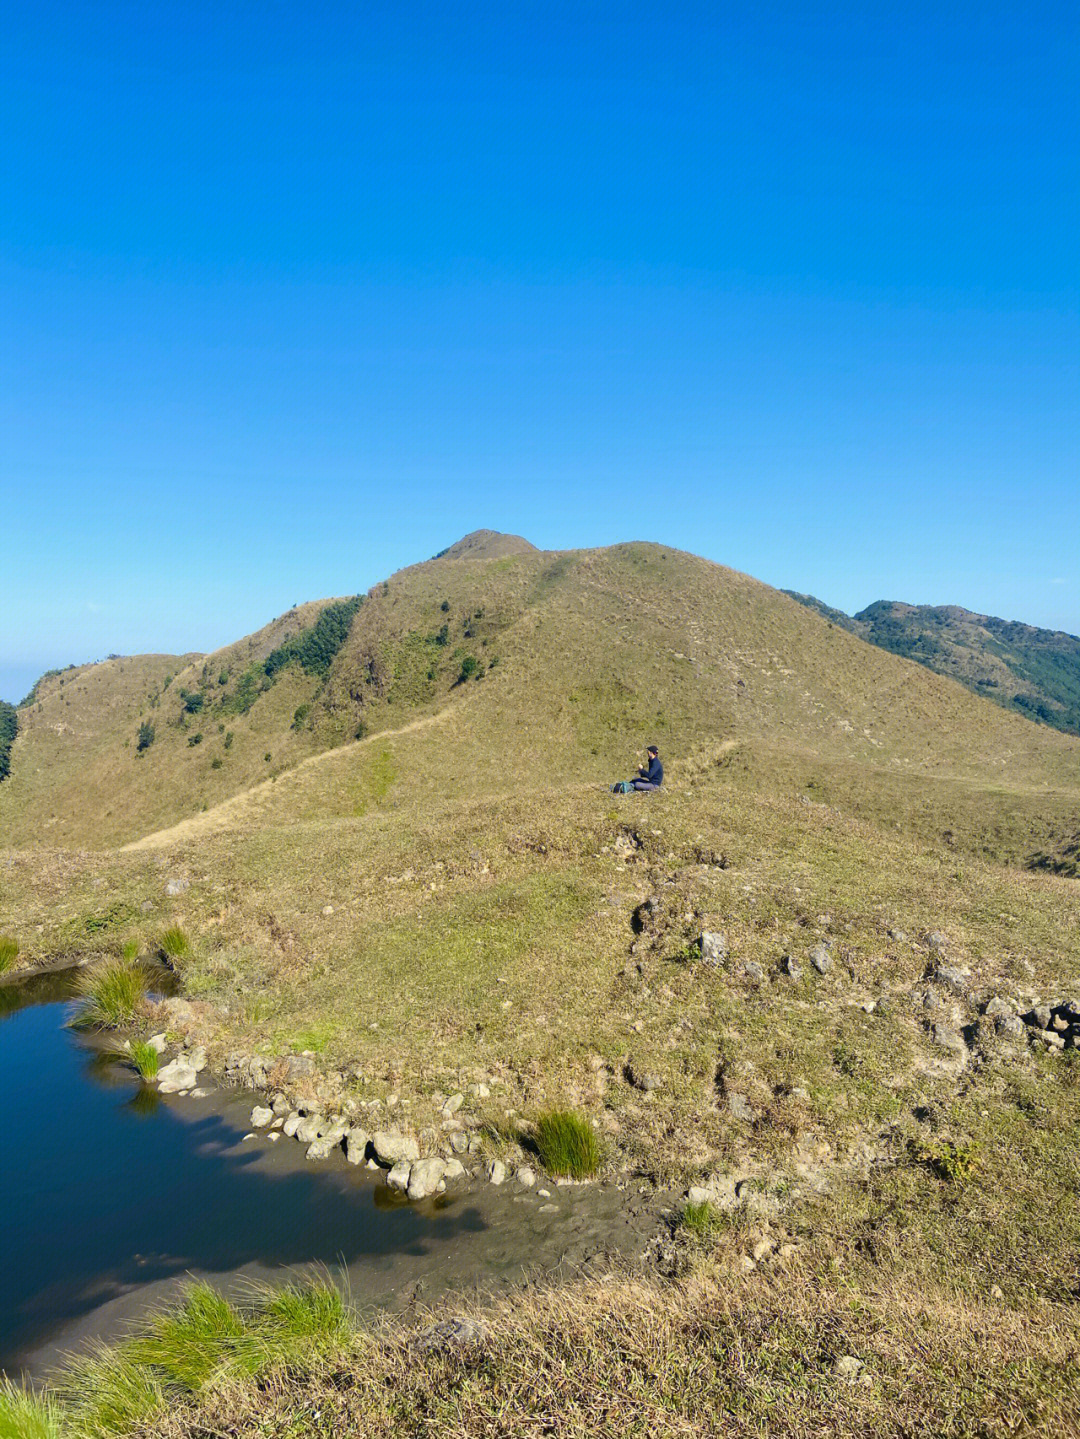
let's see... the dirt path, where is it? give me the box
[122,709,453,851]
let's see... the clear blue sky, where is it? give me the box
[3,2,1078,702]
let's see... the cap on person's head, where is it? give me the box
[647,745,659,756]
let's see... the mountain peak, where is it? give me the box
[433,530,537,562]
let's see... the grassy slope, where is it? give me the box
[786,591,1080,735]
[3,535,1080,1434]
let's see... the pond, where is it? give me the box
[0,969,664,1379]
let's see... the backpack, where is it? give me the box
[611,780,635,794]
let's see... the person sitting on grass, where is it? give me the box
[612,745,663,793]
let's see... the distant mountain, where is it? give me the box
[783,593,1080,735]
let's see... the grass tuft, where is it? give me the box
[532,1109,601,1179]
[0,1378,61,1439]
[0,935,19,974]
[58,1347,167,1438]
[681,1200,717,1236]
[159,926,192,961]
[121,939,139,962]
[253,1276,349,1364]
[129,1040,160,1080]
[72,960,148,1030]
[127,1283,261,1392]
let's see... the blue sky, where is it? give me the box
[2,2,1077,702]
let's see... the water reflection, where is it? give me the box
[0,970,486,1375]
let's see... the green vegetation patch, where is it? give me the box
[532,1109,601,1178]
[0,935,19,974]
[264,596,363,681]
[72,959,148,1029]
[0,699,17,781]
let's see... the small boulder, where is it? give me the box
[271,1092,290,1116]
[488,1158,507,1186]
[740,961,765,984]
[516,1165,537,1188]
[372,1131,421,1167]
[442,1092,465,1117]
[282,1112,302,1137]
[407,1157,448,1200]
[727,1092,757,1123]
[250,1106,273,1129]
[699,932,728,966]
[386,1161,412,1192]
[809,945,832,975]
[834,1355,863,1382]
[157,1058,197,1093]
[935,966,970,997]
[994,1013,1027,1040]
[782,955,801,979]
[411,1317,488,1355]
[307,1135,342,1161]
[925,931,947,951]
[164,878,189,897]
[147,1033,168,1054]
[345,1127,370,1165]
[444,1158,466,1181]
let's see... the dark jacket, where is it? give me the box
[638,755,663,786]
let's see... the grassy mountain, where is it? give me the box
[785,592,1080,735]
[3,532,1080,1434]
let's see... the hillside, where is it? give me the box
[785,592,1080,735]
[3,532,1080,1435]
[4,535,1079,860]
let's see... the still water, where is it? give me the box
[0,970,487,1376]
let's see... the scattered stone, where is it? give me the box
[627,1063,662,1093]
[925,931,947,951]
[782,955,801,979]
[751,1238,774,1262]
[740,961,765,984]
[164,878,189,897]
[386,1161,412,1192]
[250,1106,273,1129]
[727,1092,757,1123]
[345,1128,370,1165]
[444,1158,466,1181]
[935,966,970,996]
[147,1033,168,1054]
[266,1131,280,1142]
[307,1136,342,1161]
[834,1355,864,1382]
[449,1131,470,1155]
[488,1158,507,1186]
[516,1165,537,1188]
[411,1317,488,1355]
[189,1087,209,1098]
[442,1092,465,1117]
[537,1188,551,1198]
[157,1058,198,1093]
[809,944,832,975]
[1029,1005,1052,1030]
[271,1093,290,1116]
[932,1024,967,1054]
[994,1014,1027,1040]
[983,996,1016,1020]
[699,932,728,966]
[887,928,907,943]
[282,1112,302,1138]
[372,1131,421,1167]
[186,1046,208,1073]
[321,905,334,916]
[408,1157,448,1200]
[295,1116,325,1145]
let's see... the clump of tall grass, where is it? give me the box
[127,1283,262,1391]
[254,1276,349,1364]
[532,1109,601,1179]
[58,1345,167,1437]
[121,939,140,962]
[129,1040,160,1080]
[0,1377,61,1439]
[159,925,192,961]
[72,960,148,1030]
[0,935,19,973]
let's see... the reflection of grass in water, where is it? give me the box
[126,1085,163,1118]
[0,1376,61,1438]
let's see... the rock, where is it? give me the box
[751,1238,774,1262]
[285,1055,315,1078]
[1028,1005,1052,1030]
[935,966,970,996]
[372,1131,421,1167]
[627,1063,662,1093]
[994,1013,1027,1040]
[449,1131,470,1154]
[147,1033,168,1053]
[488,1158,507,1186]
[189,1087,209,1098]
[250,1106,273,1129]
[407,1157,448,1200]
[740,961,765,984]
[282,1112,302,1137]
[307,1136,342,1160]
[271,1092,290,1116]
[782,955,801,979]
[442,1092,464,1116]
[295,1116,325,1145]
[411,1317,488,1355]
[157,1059,197,1093]
[185,1045,208,1073]
[834,1355,863,1382]
[164,878,189,897]
[386,1161,412,1192]
[1042,1031,1066,1052]
[887,928,907,943]
[322,905,334,916]
[345,1128,370,1165]
[809,945,832,975]
[727,1092,757,1123]
[932,1024,967,1053]
[984,996,1016,1020]
[687,1186,713,1207]
[444,1158,466,1181]
[925,931,947,951]
[516,1165,537,1188]
[699,932,728,966]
